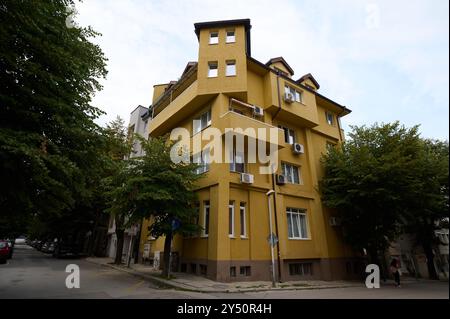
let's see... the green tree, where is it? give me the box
[0,0,107,238]
[103,135,201,275]
[320,122,423,266]
[403,139,449,279]
[102,116,134,264]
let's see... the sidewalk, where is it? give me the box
[85,257,365,293]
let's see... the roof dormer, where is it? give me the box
[297,73,320,91]
[265,57,294,77]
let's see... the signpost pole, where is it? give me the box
[266,190,276,288]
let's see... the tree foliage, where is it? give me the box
[320,122,425,262]
[0,0,107,238]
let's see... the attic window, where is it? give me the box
[209,32,219,44]
[226,30,235,43]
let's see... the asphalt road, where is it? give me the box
[0,245,448,299]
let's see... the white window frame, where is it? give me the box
[208,61,218,78]
[226,60,236,76]
[194,148,210,175]
[326,111,334,126]
[282,162,302,184]
[229,201,235,237]
[278,125,296,144]
[285,85,303,103]
[226,30,235,43]
[193,109,211,135]
[229,148,245,173]
[240,202,247,238]
[203,201,210,237]
[209,31,219,45]
[286,208,309,239]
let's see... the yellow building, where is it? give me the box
[139,19,359,282]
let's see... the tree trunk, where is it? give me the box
[162,229,173,278]
[422,242,438,280]
[114,229,125,265]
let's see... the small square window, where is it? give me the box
[209,32,219,44]
[226,30,235,43]
[208,62,218,78]
[230,266,236,277]
[326,112,334,125]
[226,60,236,76]
[239,266,251,276]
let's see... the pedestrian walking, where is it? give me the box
[390,258,401,287]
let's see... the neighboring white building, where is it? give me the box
[106,105,151,262]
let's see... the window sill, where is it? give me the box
[240,236,248,239]
[201,235,209,238]
[226,40,236,44]
[229,235,236,239]
[226,74,237,77]
[207,75,218,78]
[288,238,311,241]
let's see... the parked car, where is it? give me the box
[41,241,55,254]
[15,236,26,244]
[0,240,11,264]
[6,240,14,259]
[53,241,80,258]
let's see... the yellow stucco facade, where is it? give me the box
[138,19,359,282]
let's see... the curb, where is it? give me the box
[84,258,362,293]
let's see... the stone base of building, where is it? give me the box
[178,257,366,282]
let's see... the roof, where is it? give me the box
[297,73,320,90]
[181,62,198,77]
[194,19,252,38]
[265,57,295,76]
[248,56,351,116]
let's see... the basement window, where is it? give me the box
[240,266,251,276]
[289,263,313,276]
[230,266,236,277]
[200,264,207,276]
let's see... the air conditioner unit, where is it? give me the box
[292,143,305,155]
[240,173,254,184]
[276,174,286,185]
[329,217,342,227]
[284,92,294,103]
[253,106,264,117]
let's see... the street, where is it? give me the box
[0,245,448,299]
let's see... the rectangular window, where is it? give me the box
[194,148,210,175]
[190,263,197,274]
[240,202,247,237]
[240,266,251,276]
[229,148,245,173]
[326,111,334,125]
[230,266,236,277]
[285,85,303,103]
[208,61,218,77]
[193,109,211,134]
[281,162,301,184]
[226,60,236,76]
[287,208,308,239]
[209,31,219,44]
[229,201,235,237]
[226,30,235,43]
[278,125,295,144]
[203,201,210,236]
[289,263,313,276]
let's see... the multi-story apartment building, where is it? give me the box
[138,19,358,282]
[106,105,150,261]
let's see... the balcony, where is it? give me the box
[215,111,285,148]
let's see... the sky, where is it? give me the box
[75,0,449,140]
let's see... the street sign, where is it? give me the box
[267,233,278,247]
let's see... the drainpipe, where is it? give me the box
[271,70,283,282]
